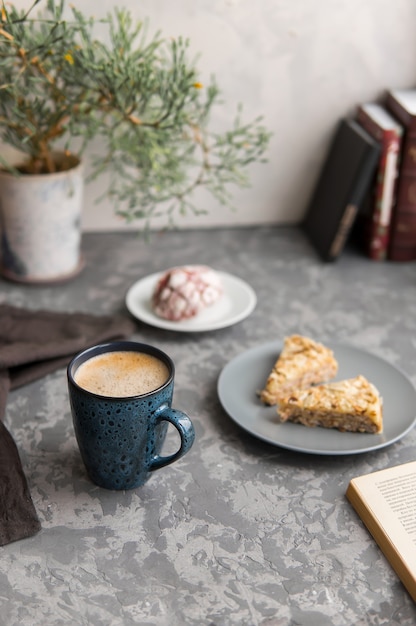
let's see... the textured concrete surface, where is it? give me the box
[1,227,416,626]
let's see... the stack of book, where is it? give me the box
[303,88,416,263]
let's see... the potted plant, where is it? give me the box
[0,0,271,283]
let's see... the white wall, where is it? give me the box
[8,0,416,232]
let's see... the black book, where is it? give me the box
[302,118,381,262]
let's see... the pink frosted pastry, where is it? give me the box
[152,265,223,321]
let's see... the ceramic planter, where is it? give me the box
[0,154,84,284]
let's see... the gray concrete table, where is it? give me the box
[1,227,416,626]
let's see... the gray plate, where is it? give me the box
[217,341,416,455]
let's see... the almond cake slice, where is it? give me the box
[259,334,338,405]
[277,375,383,433]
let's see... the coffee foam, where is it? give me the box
[74,351,170,397]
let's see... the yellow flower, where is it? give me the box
[193,82,203,89]
[64,52,74,65]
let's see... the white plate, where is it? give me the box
[217,341,416,455]
[125,270,257,332]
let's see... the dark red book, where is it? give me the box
[385,89,416,261]
[303,118,381,262]
[356,103,403,261]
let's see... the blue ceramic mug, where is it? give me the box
[67,341,195,490]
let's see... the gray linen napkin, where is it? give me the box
[0,304,136,546]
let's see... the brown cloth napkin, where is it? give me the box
[0,304,136,546]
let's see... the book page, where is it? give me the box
[349,461,416,565]
[376,468,416,541]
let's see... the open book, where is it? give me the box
[346,461,416,602]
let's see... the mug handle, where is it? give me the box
[150,405,195,471]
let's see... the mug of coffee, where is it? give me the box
[67,341,195,490]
